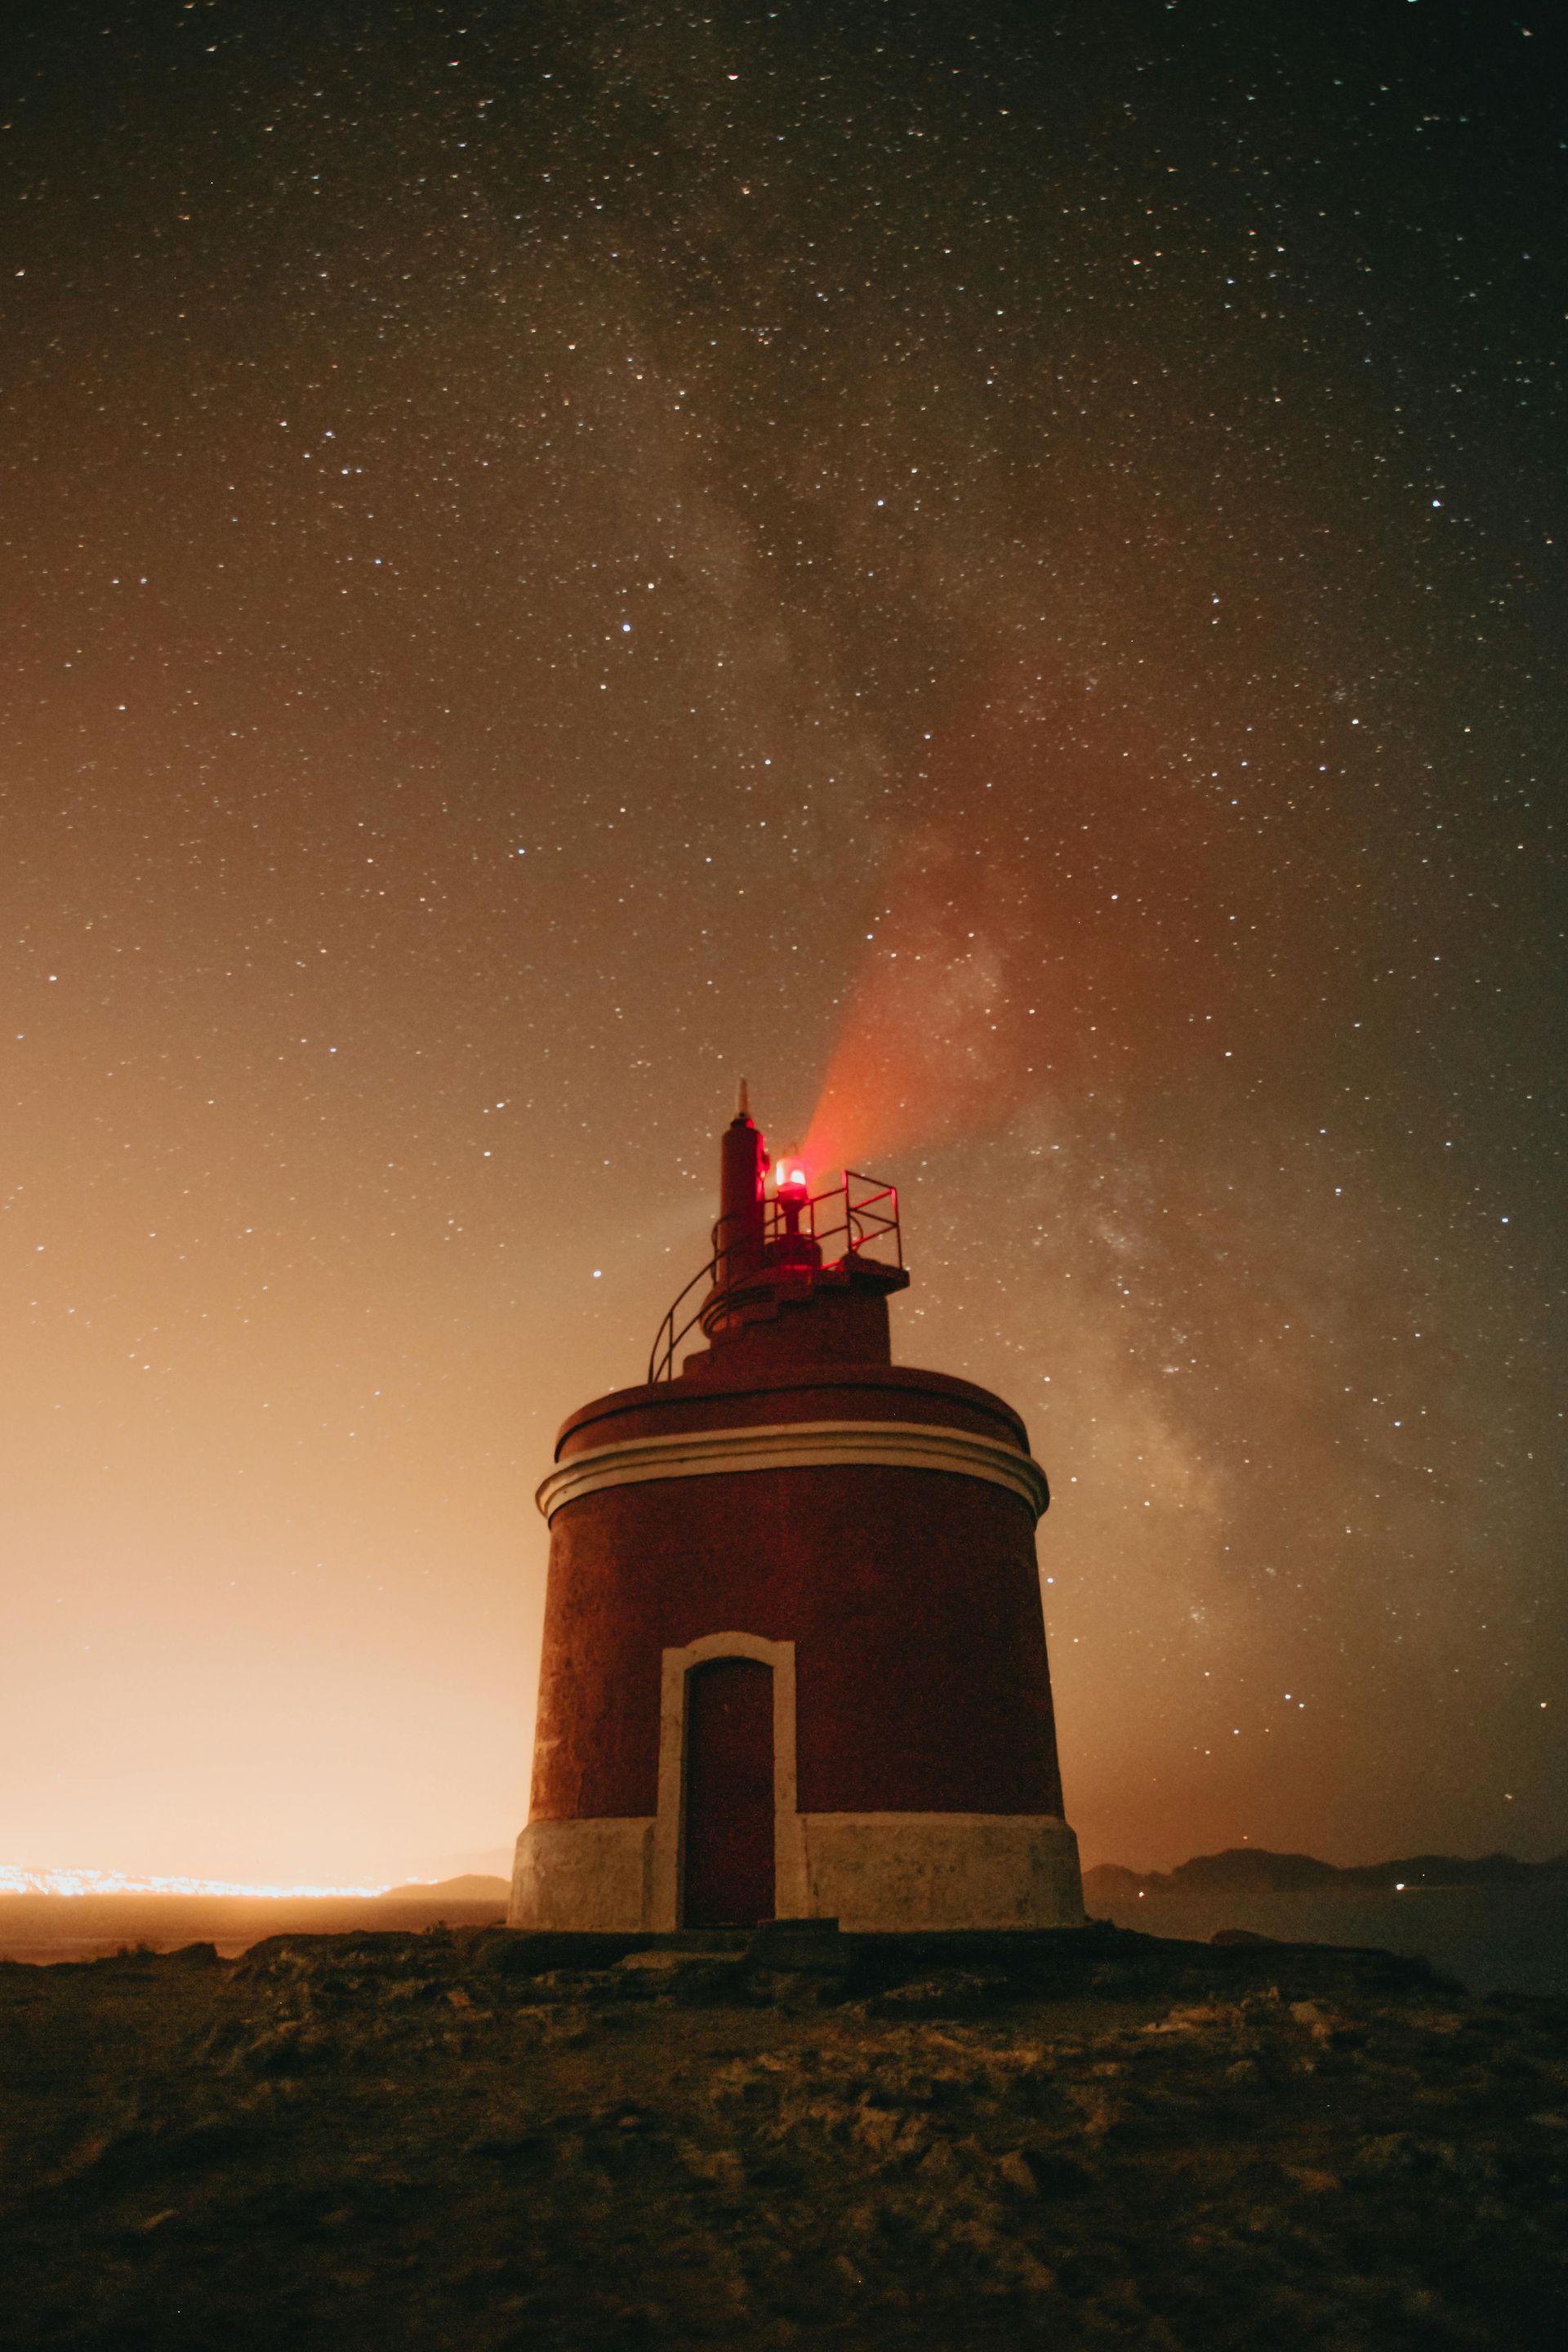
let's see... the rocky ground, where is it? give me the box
[2,1923,1565,2350]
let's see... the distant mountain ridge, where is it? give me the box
[1085,1847,1568,1901]
[383,1875,510,1901]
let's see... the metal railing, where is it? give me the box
[645,1255,721,1388]
[838,1169,902,1267]
[646,1169,902,1383]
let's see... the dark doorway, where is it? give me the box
[682,1656,775,1927]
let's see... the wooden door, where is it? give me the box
[682,1656,775,1927]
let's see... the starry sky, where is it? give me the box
[2,0,1562,1886]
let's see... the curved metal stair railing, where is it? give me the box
[646,1253,719,1387]
[645,1171,902,1384]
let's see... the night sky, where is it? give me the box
[3,1,1562,1886]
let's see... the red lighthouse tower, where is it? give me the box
[510,1093,1082,1934]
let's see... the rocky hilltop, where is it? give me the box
[1,1920,1564,2348]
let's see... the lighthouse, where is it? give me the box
[510,1093,1083,1934]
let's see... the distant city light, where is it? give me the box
[0,1864,412,1900]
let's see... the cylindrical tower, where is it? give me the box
[510,1097,1082,1934]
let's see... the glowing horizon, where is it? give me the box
[0,1864,434,1901]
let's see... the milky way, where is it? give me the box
[2,2,1561,1880]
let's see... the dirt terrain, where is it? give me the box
[2,1923,1564,2350]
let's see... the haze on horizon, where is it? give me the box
[2,2,1561,1891]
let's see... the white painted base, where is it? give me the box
[800,1812,1084,1931]
[508,1811,1083,1932]
[510,1817,653,1931]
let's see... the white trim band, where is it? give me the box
[537,1418,1049,1523]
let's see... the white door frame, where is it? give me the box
[652,1630,807,1929]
